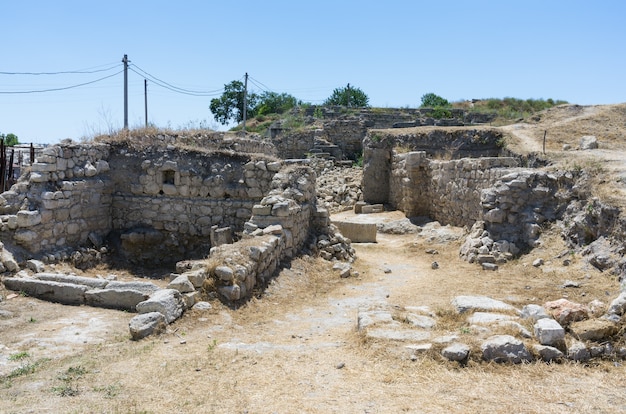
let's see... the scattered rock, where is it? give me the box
[136,289,185,324]
[431,261,439,270]
[580,135,598,150]
[543,299,589,325]
[568,319,619,341]
[520,304,550,321]
[532,258,544,267]
[481,335,532,364]
[533,344,564,362]
[567,340,591,362]
[129,312,167,340]
[442,343,470,362]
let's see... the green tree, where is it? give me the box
[0,133,19,146]
[256,92,300,115]
[324,84,369,107]
[209,80,258,125]
[420,93,449,108]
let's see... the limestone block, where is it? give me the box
[607,292,626,315]
[1,250,20,272]
[567,340,590,362]
[36,273,109,288]
[569,319,618,341]
[580,135,598,150]
[215,266,234,282]
[252,204,272,216]
[25,259,45,273]
[534,318,565,346]
[167,275,195,293]
[84,161,98,177]
[218,284,241,301]
[95,159,110,173]
[162,184,177,196]
[442,343,470,362]
[3,278,88,305]
[14,229,39,245]
[16,210,42,227]
[520,304,550,321]
[136,289,185,323]
[481,335,532,363]
[31,162,57,173]
[105,281,160,295]
[543,299,589,325]
[333,221,376,243]
[85,288,150,311]
[129,312,167,340]
[533,345,564,362]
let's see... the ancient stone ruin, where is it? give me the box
[1,110,625,363]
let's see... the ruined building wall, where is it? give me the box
[0,141,282,264]
[388,151,519,227]
[205,165,320,301]
[0,144,113,253]
[106,144,280,265]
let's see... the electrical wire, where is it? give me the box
[0,62,121,76]
[130,64,223,96]
[0,70,124,94]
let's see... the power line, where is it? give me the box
[130,64,223,96]
[0,62,121,76]
[0,70,124,94]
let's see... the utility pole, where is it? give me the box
[242,72,248,132]
[122,54,129,129]
[144,79,148,128]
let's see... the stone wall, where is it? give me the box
[204,165,322,301]
[0,140,283,265]
[388,151,519,227]
[362,127,510,216]
[0,144,113,253]
[105,144,280,265]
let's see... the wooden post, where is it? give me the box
[30,143,35,164]
[543,130,547,154]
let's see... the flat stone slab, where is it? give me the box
[366,328,431,342]
[468,312,516,325]
[35,273,109,289]
[452,296,518,314]
[3,277,88,305]
[357,310,395,330]
[85,288,151,311]
[105,281,160,295]
[442,343,471,362]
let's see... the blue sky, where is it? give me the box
[1,0,624,144]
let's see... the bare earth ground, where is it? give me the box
[1,104,626,413]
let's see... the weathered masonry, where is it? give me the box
[362,127,578,252]
[0,137,289,266]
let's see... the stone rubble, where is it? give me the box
[356,294,625,364]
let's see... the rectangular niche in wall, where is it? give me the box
[162,170,176,185]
